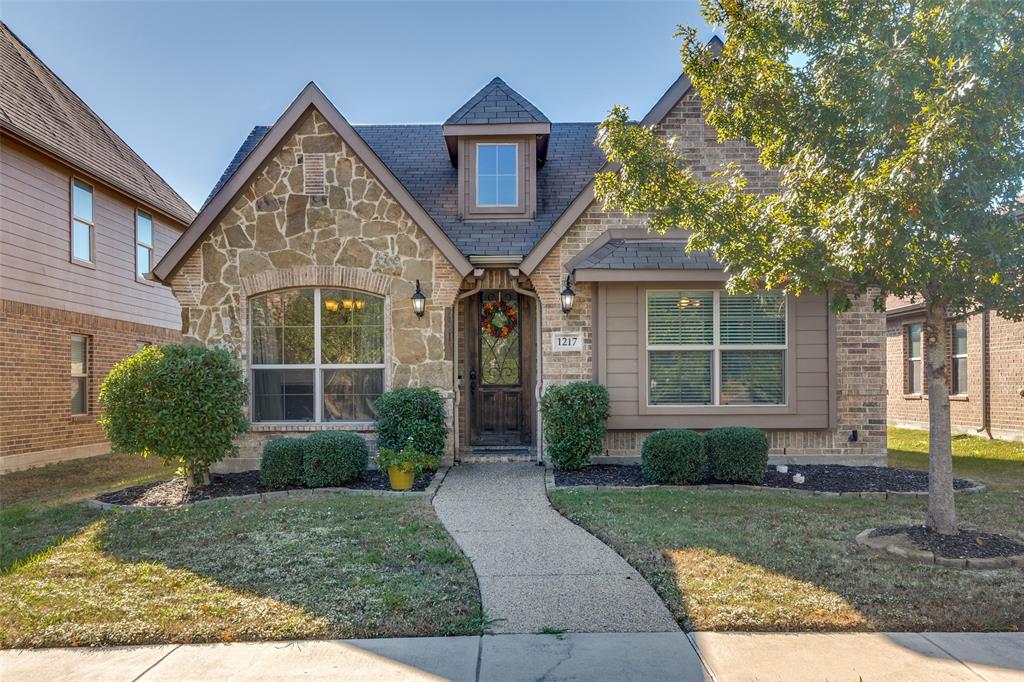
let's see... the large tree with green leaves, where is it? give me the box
[596,1,1024,534]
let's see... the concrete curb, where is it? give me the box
[854,528,1024,570]
[85,466,450,512]
[545,475,986,500]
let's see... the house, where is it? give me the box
[886,296,1024,442]
[0,22,195,472]
[151,57,887,470]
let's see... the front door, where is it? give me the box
[468,290,532,446]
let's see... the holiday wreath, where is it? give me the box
[481,299,518,339]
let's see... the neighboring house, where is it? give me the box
[152,50,887,471]
[0,22,195,472]
[886,296,1024,442]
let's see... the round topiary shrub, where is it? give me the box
[99,344,249,489]
[641,429,706,485]
[373,387,447,458]
[539,382,610,471]
[260,438,306,489]
[705,426,769,484]
[302,431,368,488]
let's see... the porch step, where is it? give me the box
[459,448,537,463]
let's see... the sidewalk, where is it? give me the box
[2,632,1021,681]
[432,462,677,633]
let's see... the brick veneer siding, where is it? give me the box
[167,110,464,471]
[0,300,179,472]
[532,90,887,463]
[887,311,1024,441]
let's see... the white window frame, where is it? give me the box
[951,321,968,396]
[645,289,788,407]
[70,334,89,415]
[249,287,387,424]
[906,323,923,395]
[70,178,94,266]
[475,142,518,208]
[135,209,154,282]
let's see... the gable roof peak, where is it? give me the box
[445,75,550,126]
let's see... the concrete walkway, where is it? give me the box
[3,632,1022,681]
[431,462,678,634]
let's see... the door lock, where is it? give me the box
[469,369,477,393]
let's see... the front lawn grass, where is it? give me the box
[549,428,1024,632]
[0,455,482,648]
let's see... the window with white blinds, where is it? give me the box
[646,290,787,406]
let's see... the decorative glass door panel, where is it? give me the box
[470,291,528,445]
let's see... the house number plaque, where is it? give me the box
[552,334,581,352]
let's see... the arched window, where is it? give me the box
[249,288,385,422]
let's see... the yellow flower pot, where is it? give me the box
[387,463,415,491]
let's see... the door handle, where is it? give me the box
[469,369,476,393]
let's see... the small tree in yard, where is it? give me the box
[596,1,1024,534]
[100,344,249,489]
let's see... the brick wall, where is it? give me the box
[887,310,1024,441]
[0,299,179,472]
[531,90,887,463]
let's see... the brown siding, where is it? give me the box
[0,137,184,329]
[0,299,179,471]
[596,284,830,429]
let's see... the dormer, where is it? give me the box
[443,77,550,220]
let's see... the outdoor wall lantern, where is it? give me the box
[411,279,427,317]
[560,275,576,315]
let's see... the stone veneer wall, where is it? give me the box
[532,90,887,463]
[168,111,463,470]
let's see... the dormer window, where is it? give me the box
[476,143,518,208]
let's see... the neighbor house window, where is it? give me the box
[71,334,88,415]
[906,323,922,394]
[71,179,93,263]
[135,210,153,279]
[646,290,786,406]
[249,288,384,422]
[951,321,968,395]
[476,143,517,207]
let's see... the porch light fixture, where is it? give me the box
[411,279,427,317]
[560,275,575,314]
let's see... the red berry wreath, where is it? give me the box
[481,299,518,339]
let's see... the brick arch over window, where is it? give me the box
[240,266,394,299]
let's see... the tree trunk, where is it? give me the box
[184,464,210,493]
[924,300,956,535]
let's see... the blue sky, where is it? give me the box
[2,2,716,210]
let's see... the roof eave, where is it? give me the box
[573,268,727,282]
[0,121,195,227]
[153,82,474,283]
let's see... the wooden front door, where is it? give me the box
[468,290,532,446]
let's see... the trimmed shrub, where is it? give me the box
[641,429,706,485]
[705,426,769,484]
[373,387,447,458]
[302,431,368,488]
[99,344,249,488]
[539,382,610,471]
[260,438,306,489]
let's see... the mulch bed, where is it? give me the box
[96,469,435,507]
[870,525,1024,559]
[555,463,977,493]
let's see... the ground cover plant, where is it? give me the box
[0,455,481,648]
[549,428,1024,632]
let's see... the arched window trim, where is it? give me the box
[249,287,386,423]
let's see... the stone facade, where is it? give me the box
[168,111,462,470]
[887,310,1024,441]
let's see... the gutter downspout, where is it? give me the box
[510,270,544,465]
[452,272,483,463]
[977,309,991,438]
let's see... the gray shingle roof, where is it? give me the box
[0,22,195,225]
[206,121,605,257]
[575,238,723,270]
[445,77,549,125]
